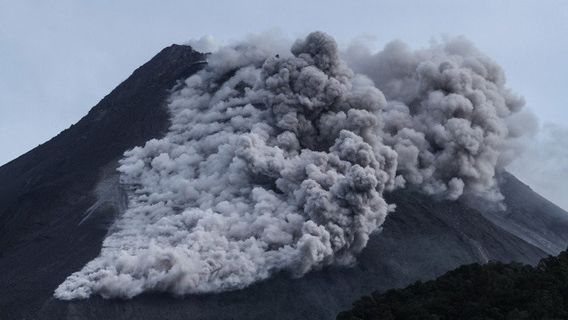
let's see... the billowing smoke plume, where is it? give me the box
[346,37,528,201]
[55,32,530,300]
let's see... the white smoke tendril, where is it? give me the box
[55,32,529,300]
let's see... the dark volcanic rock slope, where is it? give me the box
[0,45,206,319]
[0,45,566,320]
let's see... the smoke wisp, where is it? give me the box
[55,32,531,300]
[508,122,568,211]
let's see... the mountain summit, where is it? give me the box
[1,42,567,320]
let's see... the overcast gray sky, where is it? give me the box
[0,0,566,209]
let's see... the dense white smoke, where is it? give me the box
[55,32,530,300]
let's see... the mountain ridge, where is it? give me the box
[0,44,206,319]
[0,44,566,320]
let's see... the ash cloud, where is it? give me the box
[345,37,531,201]
[55,32,531,300]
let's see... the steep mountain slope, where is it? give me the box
[0,44,206,319]
[0,44,566,320]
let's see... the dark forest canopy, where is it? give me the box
[338,249,568,320]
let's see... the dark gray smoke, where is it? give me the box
[346,37,529,201]
[55,32,531,300]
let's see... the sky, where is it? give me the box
[0,0,566,209]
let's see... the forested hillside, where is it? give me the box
[338,249,568,320]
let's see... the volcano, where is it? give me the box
[1,43,567,320]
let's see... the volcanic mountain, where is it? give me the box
[1,43,567,320]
